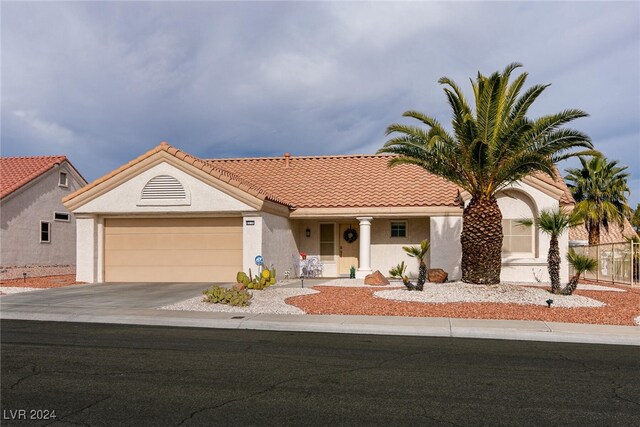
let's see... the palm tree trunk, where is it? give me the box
[461,196,502,284]
[416,262,427,291]
[561,274,580,295]
[548,235,561,294]
[587,221,600,246]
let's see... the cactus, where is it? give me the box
[261,269,271,280]
[272,267,277,281]
[202,285,252,306]
[236,271,247,283]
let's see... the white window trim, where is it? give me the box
[54,211,70,222]
[390,220,408,238]
[58,171,68,188]
[40,221,51,243]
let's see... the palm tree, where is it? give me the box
[389,261,416,290]
[403,239,430,290]
[565,156,630,245]
[517,208,581,294]
[561,249,597,295]
[378,63,596,284]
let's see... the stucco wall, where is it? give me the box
[75,162,255,214]
[370,218,430,278]
[430,216,463,280]
[260,212,299,279]
[75,216,97,283]
[1,164,83,267]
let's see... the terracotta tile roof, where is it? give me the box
[569,217,639,244]
[207,154,462,209]
[0,155,68,199]
[62,142,289,206]
[532,167,575,206]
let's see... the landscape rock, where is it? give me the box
[364,270,390,286]
[233,282,245,291]
[428,268,448,283]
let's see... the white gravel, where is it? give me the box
[160,288,318,314]
[510,282,626,292]
[374,282,606,308]
[315,278,399,288]
[0,287,41,295]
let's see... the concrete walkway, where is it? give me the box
[1,283,639,346]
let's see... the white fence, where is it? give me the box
[570,241,639,287]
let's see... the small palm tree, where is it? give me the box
[517,208,581,294]
[565,156,631,245]
[389,261,416,291]
[379,63,596,285]
[561,249,597,295]
[403,239,430,290]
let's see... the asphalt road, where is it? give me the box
[1,320,639,426]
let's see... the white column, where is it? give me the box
[356,217,373,278]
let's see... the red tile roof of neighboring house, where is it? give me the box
[569,217,638,244]
[0,156,68,199]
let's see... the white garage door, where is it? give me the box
[104,217,242,282]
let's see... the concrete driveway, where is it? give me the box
[0,282,212,312]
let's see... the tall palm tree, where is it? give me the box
[565,156,631,245]
[378,63,596,284]
[403,239,430,290]
[517,208,581,294]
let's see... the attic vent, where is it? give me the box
[141,175,186,200]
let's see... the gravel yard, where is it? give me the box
[0,274,84,288]
[159,279,640,326]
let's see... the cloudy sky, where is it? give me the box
[2,1,639,205]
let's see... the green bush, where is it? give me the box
[202,286,252,306]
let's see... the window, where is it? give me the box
[58,172,68,187]
[502,219,533,254]
[319,224,335,262]
[54,212,70,222]
[390,222,407,238]
[40,221,51,243]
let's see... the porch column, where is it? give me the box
[356,217,373,278]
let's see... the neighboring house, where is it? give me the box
[569,217,638,246]
[63,142,575,284]
[0,156,87,276]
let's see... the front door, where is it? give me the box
[338,223,359,275]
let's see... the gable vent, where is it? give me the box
[141,175,186,200]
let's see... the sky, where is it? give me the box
[2,1,639,206]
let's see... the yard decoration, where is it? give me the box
[239,266,277,290]
[379,63,596,285]
[560,249,597,295]
[403,239,430,290]
[389,261,417,290]
[343,227,358,243]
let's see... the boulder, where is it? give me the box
[428,268,448,283]
[364,270,390,286]
[233,282,246,291]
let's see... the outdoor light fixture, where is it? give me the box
[22,272,27,283]
[305,228,311,237]
[546,299,553,308]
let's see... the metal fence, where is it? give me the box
[570,241,639,287]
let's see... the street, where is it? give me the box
[1,320,639,426]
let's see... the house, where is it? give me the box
[63,142,575,284]
[0,156,87,278]
[569,217,638,246]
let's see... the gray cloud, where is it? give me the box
[2,1,638,204]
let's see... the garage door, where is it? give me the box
[104,217,242,282]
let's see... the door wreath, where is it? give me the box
[343,227,358,243]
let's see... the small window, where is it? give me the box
[502,219,533,254]
[58,171,68,187]
[390,222,407,238]
[40,221,51,243]
[54,212,70,222]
